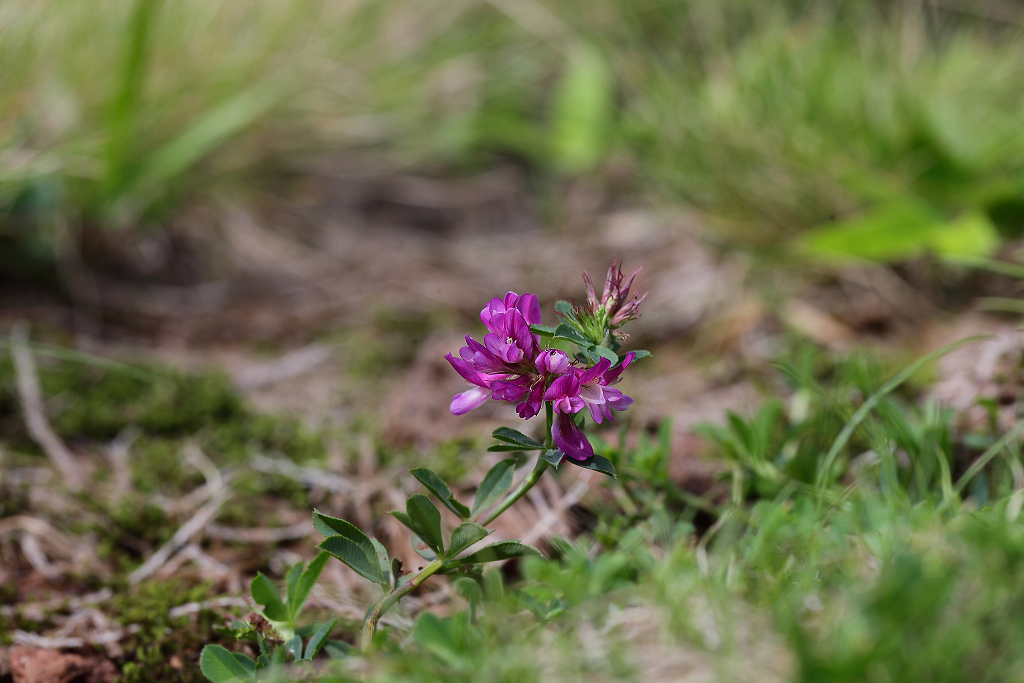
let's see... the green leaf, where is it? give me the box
[405,494,445,555]
[411,468,471,519]
[283,563,302,619]
[566,453,616,477]
[453,540,541,565]
[472,459,515,516]
[311,511,378,571]
[447,522,490,558]
[541,449,565,468]
[627,350,651,361]
[553,323,589,346]
[799,200,998,263]
[487,444,528,452]
[323,639,358,660]
[318,536,387,585]
[200,644,252,683]
[409,533,438,561]
[250,574,289,623]
[391,557,403,589]
[491,427,544,450]
[232,653,256,673]
[289,551,329,620]
[303,618,338,660]
[284,635,302,660]
[549,42,613,173]
[121,85,285,210]
[530,324,556,337]
[592,345,618,363]
[370,538,391,586]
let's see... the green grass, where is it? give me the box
[5,0,1024,271]
[4,334,1024,681]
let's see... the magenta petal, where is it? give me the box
[491,380,529,402]
[517,293,542,326]
[480,297,506,331]
[516,383,544,419]
[535,349,569,375]
[552,412,593,461]
[579,357,611,385]
[602,352,636,384]
[509,312,535,357]
[446,353,487,387]
[604,387,633,411]
[544,373,579,403]
[450,386,490,415]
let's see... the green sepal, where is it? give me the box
[554,300,577,319]
[472,459,515,516]
[553,323,589,346]
[411,468,471,519]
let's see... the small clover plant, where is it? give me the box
[199,261,648,677]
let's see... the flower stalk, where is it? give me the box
[360,403,556,649]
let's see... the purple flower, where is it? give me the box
[481,292,542,334]
[551,412,593,461]
[446,292,565,418]
[447,284,640,466]
[578,260,647,340]
[543,353,635,460]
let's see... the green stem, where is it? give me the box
[479,401,554,526]
[360,403,556,651]
[361,557,443,651]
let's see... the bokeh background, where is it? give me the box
[4,1,1024,682]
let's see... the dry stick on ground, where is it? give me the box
[206,521,311,544]
[128,487,231,584]
[10,323,81,490]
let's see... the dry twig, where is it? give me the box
[10,323,81,490]
[128,487,230,584]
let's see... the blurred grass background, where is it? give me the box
[4,0,1024,275]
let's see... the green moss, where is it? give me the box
[111,580,225,683]
[0,353,324,486]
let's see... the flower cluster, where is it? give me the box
[445,263,645,462]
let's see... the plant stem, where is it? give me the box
[360,557,443,650]
[360,402,556,651]
[480,401,554,526]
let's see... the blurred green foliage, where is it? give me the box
[4,0,1024,270]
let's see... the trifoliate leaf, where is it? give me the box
[472,459,515,516]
